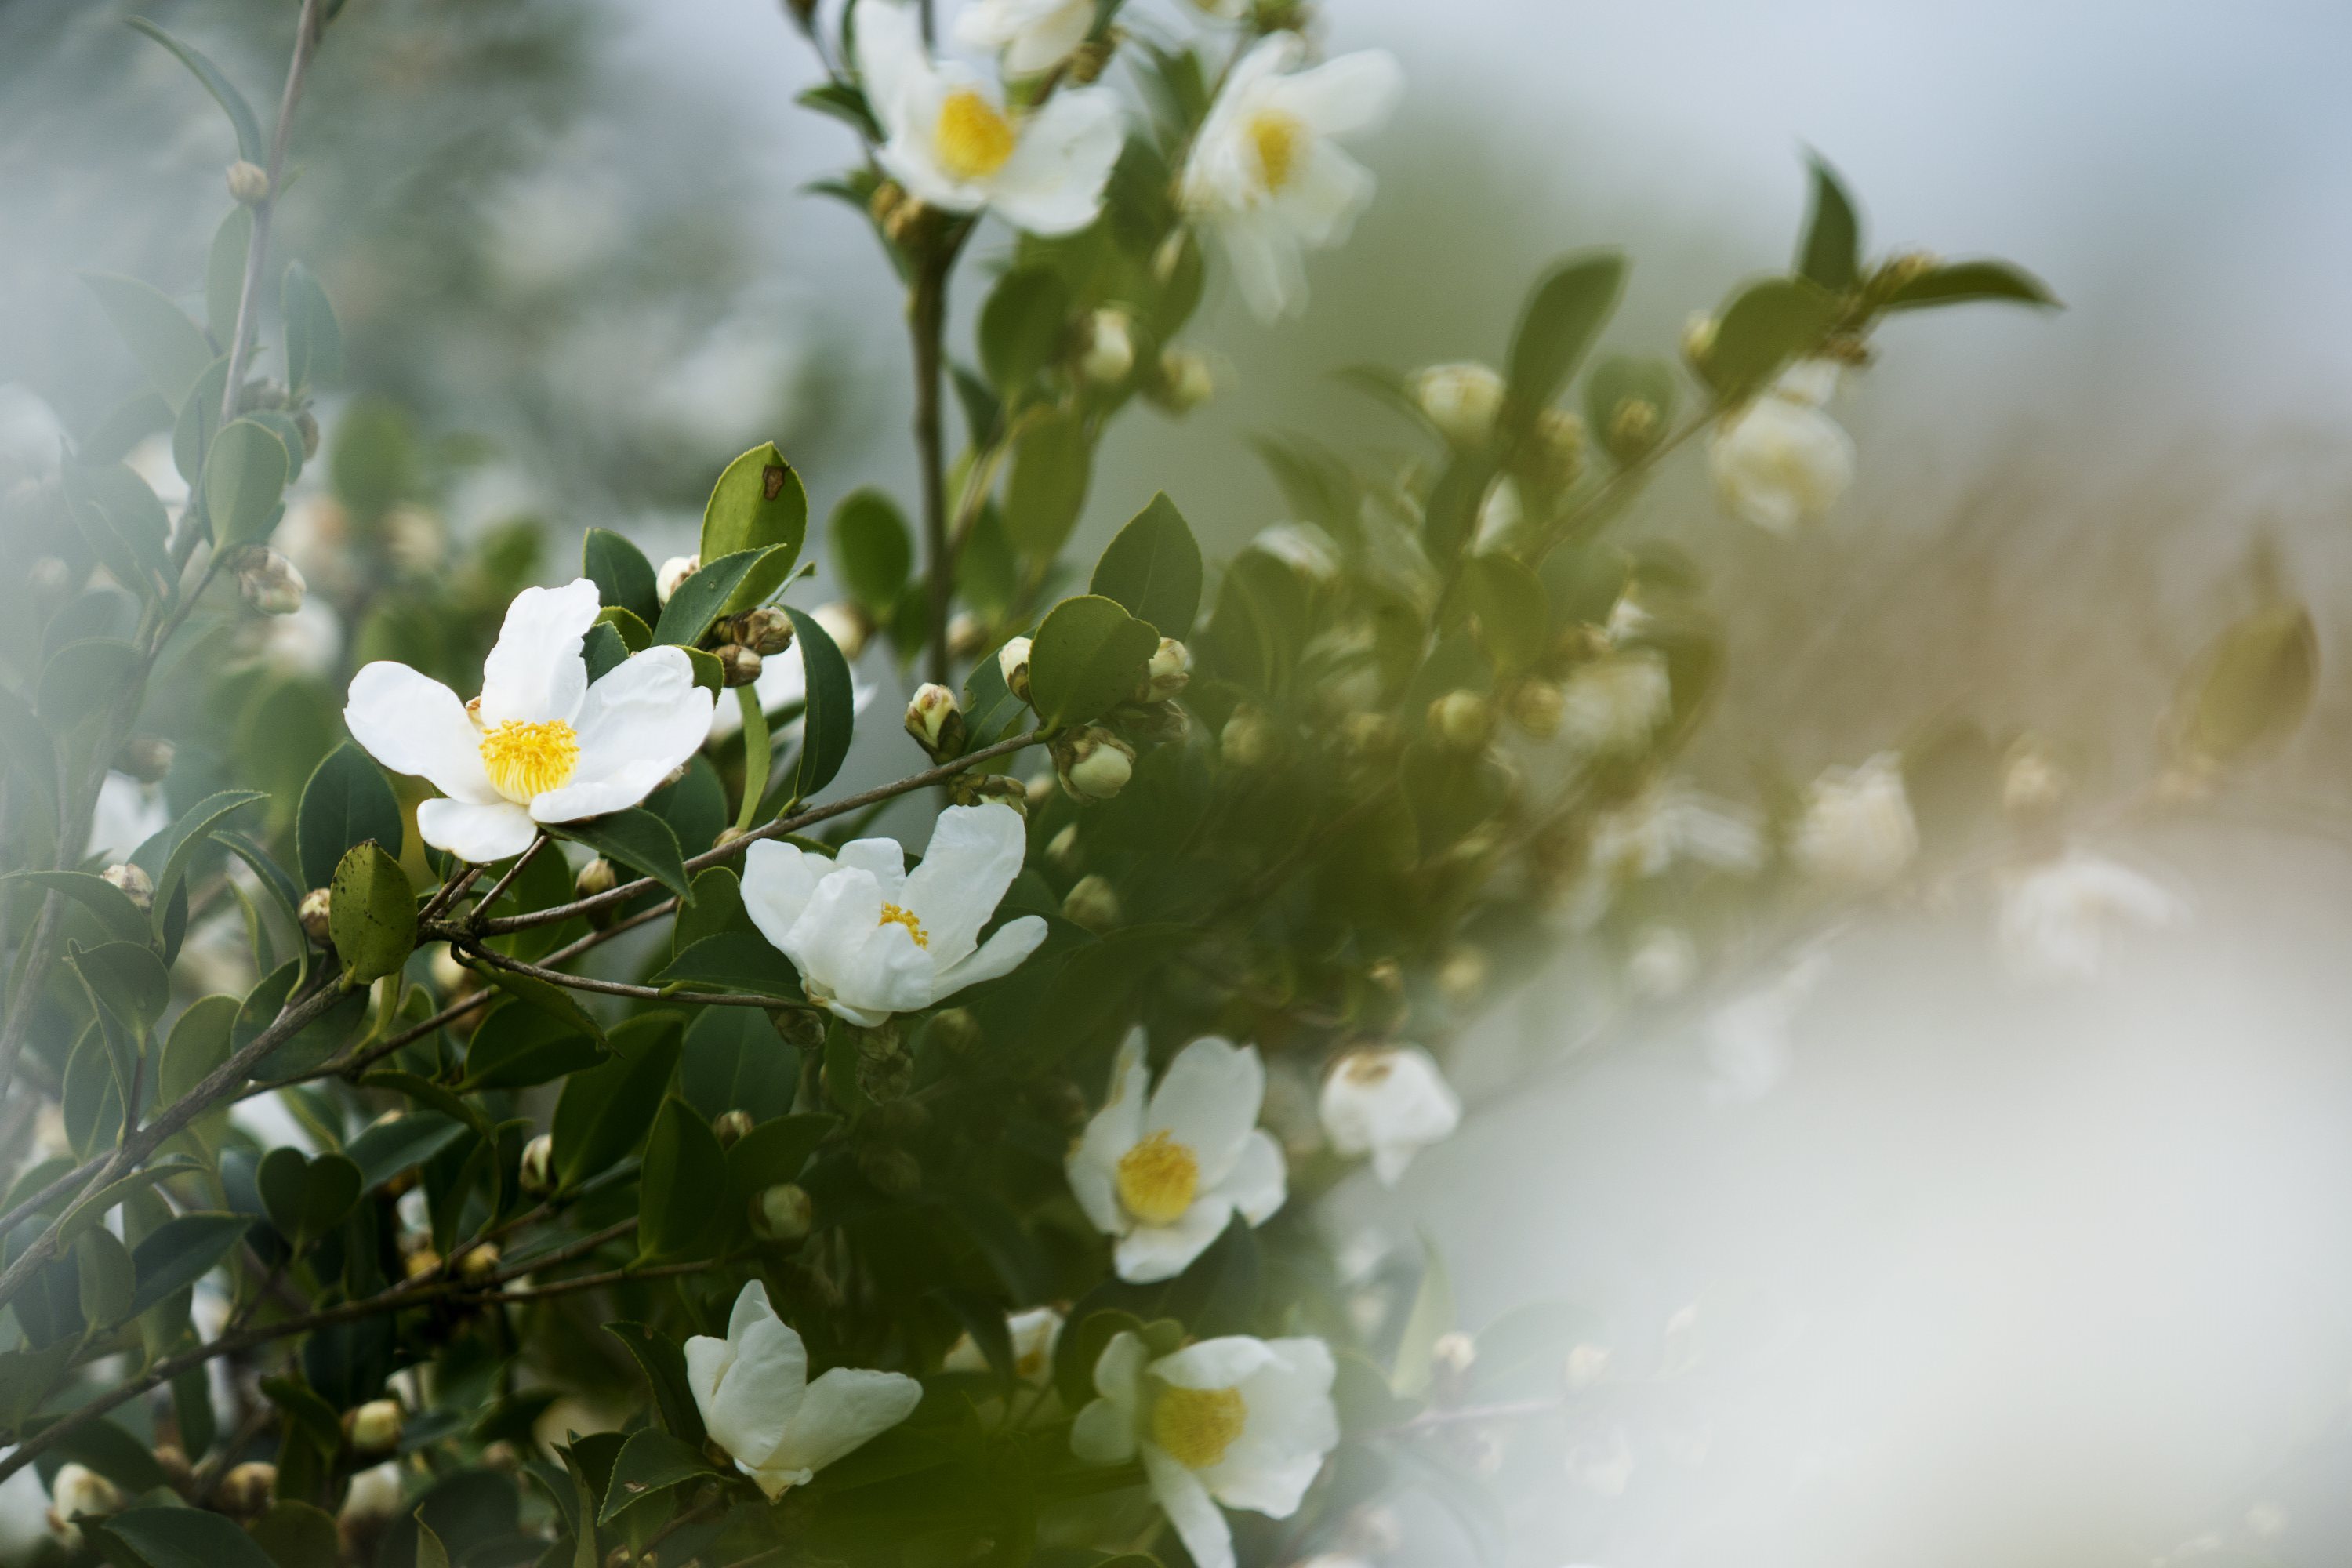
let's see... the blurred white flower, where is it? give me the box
[1250,522,1340,582]
[487,162,630,293]
[1410,362,1504,450]
[1708,359,1854,534]
[1178,33,1404,320]
[860,0,1123,234]
[1588,782,1765,884]
[1791,752,1917,888]
[89,770,169,863]
[1706,953,1827,1102]
[955,0,1094,77]
[1071,1330,1338,1568]
[1317,1045,1461,1185]
[1997,850,2187,982]
[339,1461,406,1526]
[383,503,448,575]
[1559,651,1671,754]
[0,1454,46,1558]
[43,1463,122,1551]
[687,1281,921,1498]
[1068,1031,1287,1281]
[1627,925,1698,1000]
[943,1305,1064,1383]
[254,597,345,679]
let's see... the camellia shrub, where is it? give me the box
[0,2,2320,1566]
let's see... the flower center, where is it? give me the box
[878,902,929,949]
[1151,1384,1248,1470]
[477,719,579,802]
[936,89,1016,182]
[1115,1130,1200,1225]
[1246,109,1305,192]
[1341,1052,1395,1087]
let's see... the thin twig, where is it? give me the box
[453,938,815,1014]
[467,837,548,922]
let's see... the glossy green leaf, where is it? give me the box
[652,546,787,647]
[678,1005,796,1123]
[1004,407,1092,558]
[3,871,151,946]
[980,265,1073,397]
[345,1112,469,1192]
[126,1212,251,1321]
[637,1098,729,1262]
[458,1001,607,1091]
[125,18,266,163]
[1090,492,1202,639]
[281,260,344,391]
[144,789,267,921]
[597,1428,720,1524]
[554,808,690,902]
[68,940,171,1037]
[258,1146,363,1250]
[699,442,807,612]
[93,1508,282,1568]
[328,840,416,984]
[584,527,661,628]
[724,1112,834,1197]
[297,742,404,891]
[1796,153,1862,292]
[655,931,797,995]
[1028,594,1157,728]
[81,272,216,408]
[482,964,608,1043]
[605,1322,706,1446]
[75,1227,135,1326]
[247,1502,340,1568]
[832,486,913,615]
[552,1011,684,1188]
[959,640,1029,751]
[673,865,747,954]
[1701,275,1838,399]
[205,418,289,546]
[1504,251,1627,425]
[783,605,855,799]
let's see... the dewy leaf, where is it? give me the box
[652,546,787,647]
[81,273,217,408]
[637,1098,728,1262]
[1504,251,1627,426]
[783,605,855,799]
[1700,275,1838,400]
[980,265,1073,397]
[1028,595,1158,729]
[699,443,808,612]
[297,742,404,891]
[555,808,691,902]
[125,18,267,163]
[1881,257,2061,312]
[205,419,290,547]
[832,487,913,615]
[1796,152,1863,292]
[584,527,662,628]
[1005,408,1093,559]
[1090,492,1203,639]
[328,840,417,985]
[2169,602,2319,768]
[552,1011,685,1189]
[281,260,345,392]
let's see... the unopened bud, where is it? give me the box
[856,1144,921,1196]
[731,606,793,656]
[1436,944,1489,1004]
[1342,711,1403,763]
[1605,397,1662,458]
[1432,1330,1478,1379]
[771,1007,826,1051]
[1528,407,1588,492]
[716,644,763,687]
[103,862,154,913]
[226,159,271,205]
[238,378,290,414]
[1077,307,1136,387]
[812,601,871,662]
[45,1463,122,1544]
[217,1461,277,1520]
[238,546,305,615]
[946,612,988,660]
[574,858,618,902]
[1053,726,1134,802]
[928,1007,983,1056]
[905,684,967,760]
[713,1109,756,1149]
[1144,637,1191,701]
[655,554,699,606]
[1410,362,1505,451]
[1148,347,1214,415]
[1061,873,1122,931]
[1881,249,1940,290]
[118,735,175,783]
[1221,706,1281,770]
[1680,310,1718,367]
[295,407,321,460]
[1121,700,1190,746]
[456,1243,500,1287]
[519,1134,555,1198]
[1428,690,1494,751]
[343,1398,405,1457]
[997,636,1034,702]
[750,1182,814,1242]
[948,770,1029,815]
[403,1246,443,1282]
[299,886,333,945]
[1506,680,1566,739]
[1046,822,1082,871]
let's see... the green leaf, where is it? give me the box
[679,1005,797,1123]
[2169,602,2319,769]
[597,604,654,652]
[783,605,855,799]
[76,1227,135,1326]
[1795,153,1862,292]
[1028,594,1157,728]
[637,1098,729,1262]
[52,1417,172,1496]
[581,621,626,683]
[246,1502,340,1568]
[1054,1308,1147,1414]
[92,1507,282,1568]
[1881,256,2060,311]
[597,1428,720,1524]
[458,1001,608,1091]
[584,527,662,628]
[144,789,267,921]
[1004,407,1093,558]
[959,641,1029,752]
[1700,275,1838,399]
[205,206,252,345]
[832,487,914,615]
[328,840,416,985]
[1584,353,1682,462]
[82,273,216,408]
[0,683,57,811]
[797,79,882,140]
[171,354,231,485]
[552,1011,685,1188]
[652,546,788,646]
[82,390,173,466]
[655,931,797,995]
[724,1112,835,1198]
[1504,251,1627,425]
[205,419,290,547]
[345,1112,469,1192]
[1456,553,1549,673]
[482,964,608,1044]
[281,260,345,392]
[125,18,267,162]
[360,1073,493,1138]
[980,266,1073,397]
[412,1517,451,1568]
[1090,492,1203,639]
[2,870,151,946]
[126,1213,251,1321]
[257,1146,363,1250]
[297,742,404,891]
[68,940,171,1037]
[605,1323,707,1446]
[699,442,808,613]
[37,637,140,731]
[554,808,691,902]
[673,866,747,954]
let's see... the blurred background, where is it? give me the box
[6,2,2352,1564]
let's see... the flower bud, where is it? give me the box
[1077,307,1137,386]
[103,862,154,913]
[905,683,967,760]
[713,1109,756,1149]
[771,1007,827,1051]
[45,1463,122,1547]
[403,1246,443,1282]
[1436,944,1489,1004]
[1680,310,1719,368]
[928,1007,983,1056]
[518,1134,555,1198]
[857,1144,922,1196]
[727,606,794,657]
[1220,706,1281,770]
[1428,690,1494,751]
[1506,680,1566,739]
[655,554,699,606]
[1432,1330,1478,1383]
[299,886,333,945]
[238,546,306,615]
[997,636,1034,702]
[573,858,618,902]
[1053,726,1134,801]
[1410,362,1505,451]
[946,612,988,660]
[238,377,291,414]
[948,770,1029,815]
[1878,249,1940,292]
[750,1181,815,1241]
[1046,822,1083,871]
[456,1243,500,1287]
[118,735,175,784]
[1527,407,1588,492]
[1342,711,1403,764]
[1604,396,1662,459]
[1144,637,1192,701]
[813,601,872,662]
[1148,347,1214,415]
[716,644,763,687]
[1061,873,1122,932]
[226,159,271,205]
[343,1398,405,1457]
[1122,700,1190,747]
[217,1461,278,1520]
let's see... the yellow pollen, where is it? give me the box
[1151,1385,1248,1470]
[1246,109,1305,192]
[936,90,1016,182]
[477,719,579,802]
[1115,1130,1200,1225]
[878,902,929,949]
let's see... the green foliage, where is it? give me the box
[125,18,267,163]
[654,546,789,646]
[700,442,808,613]
[1505,251,1626,426]
[555,808,691,901]
[328,840,416,983]
[1700,275,1838,398]
[81,273,216,408]
[296,742,402,890]
[833,487,915,615]
[636,1098,729,1262]
[2169,602,2318,768]
[585,526,662,628]
[1028,595,1157,728]
[1090,492,1203,639]
[1006,408,1093,558]
[783,605,855,797]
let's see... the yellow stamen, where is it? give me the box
[878,902,929,949]
[936,89,1016,182]
[477,719,579,802]
[1151,1385,1248,1470]
[1246,109,1305,193]
[1115,1130,1200,1226]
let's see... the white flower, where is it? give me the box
[954,0,1094,77]
[742,802,1048,1025]
[44,1462,122,1550]
[1997,851,2187,982]
[686,1281,922,1499]
[89,770,169,864]
[339,1461,405,1525]
[1626,925,1698,1000]
[1588,782,1764,884]
[860,0,1123,235]
[1318,1046,1460,1185]
[1071,1330,1338,1568]
[943,1305,1064,1383]
[344,579,715,863]
[1791,752,1916,888]
[1067,1031,1287,1282]
[1178,33,1403,321]
[1708,359,1854,534]
[253,597,344,678]
[1559,651,1671,754]
[1077,307,1137,385]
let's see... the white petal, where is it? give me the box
[1274,143,1375,249]
[1220,212,1308,321]
[1269,49,1403,139]
[1203,1337,1337,1512]
[532,646,713,822]
[1211,1129,1287,1223]
[477,579,601,727]
[743,840,826,965]
[1114,1196,1233,1283]
[1143,1446,1236,1568]
[1144,1037,1265,1187]
[853,0,931,142]
[1151,1336,1277,1390]
[1069,1030,1151,1234]
[773,1367,923,1475]
[990,88,1124,236]
[709,1294,810,1475]
[415,798,537,863]
[344,662,498,804]
[1071,1395,1138,1464]
[901,803,1029,967]
[932,915,1048,999]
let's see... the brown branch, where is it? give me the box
[453,938,815,1014]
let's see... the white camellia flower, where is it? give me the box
[1791,752,1917,889]
[955,0,1093,77]
[1071,1330,1338,1568]
[1559,651,1671,754]
[742,802,1047,1026]
[943,1305,1064,1383]
[1067,1031,1287,1282]
[688,1282,923,1499]
[1318,1045,1461,1185]
[859,0,1123,235]
[1178,33,1404,321]
[1708,358,1855,534]
[1997,851,2188,982]
[344,579,714,863]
